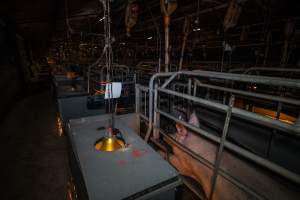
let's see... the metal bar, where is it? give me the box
[228,67,300,74]
[190,71,300,88]
[194,80,300,106]
[209,95,235,199]
[172,81,189,88]
[187,78,192,116]
[296,116,300,127]
[87,66,91,94]
[153,84,160,139]
[161,72,179,88]
[144,91,147,117]
[243,67,300,74]
[267,90,284,156]
[157,87,300,135]
[145,72,176,142]
[139,113,149,121]
[156,109,300,185]
[135,84,141,113]
[135,84,141,135]
[150,138,169,160]
[137,85,149,92]
[193,82,197,97]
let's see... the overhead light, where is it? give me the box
[99,17,105,22]
[147,36,153,40]
[120,42,126,45]
[193,28,201,32]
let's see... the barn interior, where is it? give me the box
[0,0,300,200]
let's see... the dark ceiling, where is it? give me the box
[1,0,299,57]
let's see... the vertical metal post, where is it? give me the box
[209,95,235,200]
[193,80,197,97]
[205,88,210,100]
[179,16,191,70]
[171,83,176,110]
[187,78,192,116]
[296,115,300,127]
[135,84,140,113]
[222,80,229,104]
[165,26,170,72]
[134,73,137,84]
[135,84,141,135]
[153,84,160,139]
[144,91,147,116]
[267,98,283,156]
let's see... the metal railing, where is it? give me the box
[88,63,135,94]
[135,70,300,199]
[228,67,300,76]
[135,84,149,122]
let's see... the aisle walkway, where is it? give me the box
[0,92,68,200]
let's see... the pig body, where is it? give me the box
[168,112,299,200]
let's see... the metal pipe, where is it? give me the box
[136,84,149,92]
[179,16,191,70]
[194,79,300,106]
[135,84,141,113]
[179,34,188,70]
[187,78,192,116]
[160,0,177,72]
[157,87,300,135]
[229,67,300,74]
[153,84,160,139]
[164,25,170,72]
[190,70,300,88]
[162,72,179,88]
[144,91,147,117]
[145,72,176,142]
[209,95,235,199]
[139,113,149,121]
[87,65,92,94]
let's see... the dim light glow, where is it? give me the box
[193,28,201,32]
[252,107,296,124]
[99,16,105,22]
[57,115,64,136]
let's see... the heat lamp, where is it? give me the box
[94,82,126,152]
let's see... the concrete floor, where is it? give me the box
[0,91,68,200]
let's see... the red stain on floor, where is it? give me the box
[131,149,148,158]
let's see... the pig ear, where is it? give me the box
[189,112,200,127]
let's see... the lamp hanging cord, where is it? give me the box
[99,0,115,130]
